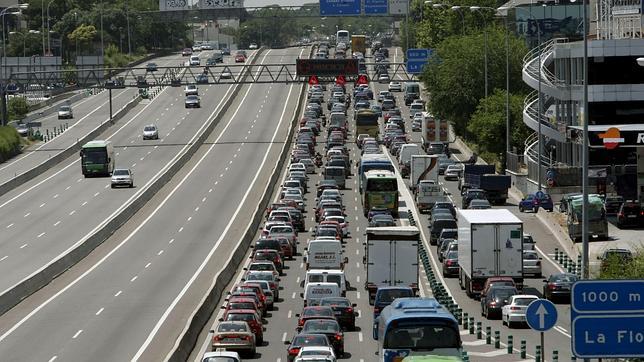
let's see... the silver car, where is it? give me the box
[185,95,201,108]
[184,84,198,96]
[522,250,542,277]
[110,168,134,188]
[142,124,159,140]
[388,81,402,92]
[58,105,73,119]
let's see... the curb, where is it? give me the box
[165,46,313,362]
[0,49,266,317]
[0,94,141,198]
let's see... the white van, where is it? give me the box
[304,269,348,296]
[305,239,344,269]
[302,282,341,306]
[189,55,200,66]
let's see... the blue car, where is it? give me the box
[519,192,554,212]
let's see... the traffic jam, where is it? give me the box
[202,43,566,362]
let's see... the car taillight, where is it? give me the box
[548,283,556,290]
[536,260,541,266]
[489,301,497,306]
[618,212,624,218]
[213,335,223,342]
[270,282,276,289]
[298,319,304,326]
[242,335,251,341]
[335,333,343,341]
[374,306,380,314]
[289,348,300,356]
[347,307,353,314]
[510,306,520,311]
[446,260,453,266]
[533,200,538,205]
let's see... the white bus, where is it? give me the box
[336,30,350,46]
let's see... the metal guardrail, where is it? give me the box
[522,38,569,88]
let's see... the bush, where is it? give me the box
[0,126,21,162]
[8,97,29,121]
[599,250,644,279]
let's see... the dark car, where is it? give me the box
[542,273,578,301]
[185,95,201,108]
[296,306,336,332]
[316,180,338,197]
[616,201,643,228]
[442,250,459,277]
[437,228,458,252]
[254,239,283,259]
[481,286,518,319]
[429,217,457,245]
[319,297,357,331]
[146,62,157,71]
[519,192,554,212]
[284,333,331,362]
[431,201,456,218]
[369,214,395,227]
[368,207,392,221]
[373,286,414,314]
[251,249,283,274]
[462,189,487,209]
[438,238,457,262]
[603,195,624,215]
[196,73,209,84]
[301,319,344,356]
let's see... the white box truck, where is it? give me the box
[364,226,419,304]
[409,154,438,190]
[457,209,524,298]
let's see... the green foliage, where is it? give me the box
[68,24,97,45]
[104,44,136,68]
[599,251,644,279]
[8,97,29,121]
[0,126,21,163]
[421,26,529,139]
[467,90,530,165]
[6,31,42,57]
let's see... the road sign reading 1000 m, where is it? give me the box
[296,59,359,77]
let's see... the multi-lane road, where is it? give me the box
[0,44,580,361]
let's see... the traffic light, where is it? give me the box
[308,75,319,85]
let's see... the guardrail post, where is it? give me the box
[485,326,492,344]
[463,312,469,328]
[507,335,513,353]
[456,308,462,325]
[520,340,526,358]
[469,317,475,334]
[571,355,576,361]
[494,330,500,348]
[554,248,559,261]
[553,350,559,362]
[536,345,542,362]
[476,321,482,339]
[461,351,469,362]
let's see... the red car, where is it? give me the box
[221,309,264,345]
[296,306,336,332]
[222,296,261,317]
[181,47,193,56]
[251,249,283,274]
[235,54,246,62]
[229,290,266,315]
[232,284,267,313]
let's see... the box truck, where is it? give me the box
[457,209,524,298]
[364,226,419,304]
[421,112,449,151]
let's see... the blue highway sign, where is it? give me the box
[407,48,430,60]
[406,60,427,75]
[572,280,644,314]
[526,299,558,332]
[319,0,361,15]
[365,0,388,14]
[572,314,644,358]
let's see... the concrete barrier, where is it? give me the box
[0,49,266,317]
[165,46,314,362]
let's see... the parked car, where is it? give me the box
[542,273,578,301]
[501,295,540,328]
[598,248,633,272]
[110,168,134,188]
[519,192,554,212]
[616,201,643,228]
[603,195,624,215]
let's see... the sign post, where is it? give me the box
[526,299,558,362]
[571,280,644,359]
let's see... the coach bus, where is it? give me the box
[80,140,114,177]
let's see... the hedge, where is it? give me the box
[0,126,21,162]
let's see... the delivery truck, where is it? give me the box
[364,226,420,304]
[351,35,366,56]
[409,154,439,190]
[457,209,524,298]
[421,112,449,151]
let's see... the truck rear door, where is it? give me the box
[497,224,523,276]
[471,224,496,277]
[367,239,392,285]
[392,240,418,287]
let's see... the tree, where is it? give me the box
[68,23,97,53]
[466,90,531,165]
[599,251,644,279]
[8,97,29,121]
[421,26,529,139]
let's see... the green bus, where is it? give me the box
[362,170,399,217]
[80,140,114,177]
[355,109,379,139]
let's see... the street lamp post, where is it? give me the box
[470,6,492,99]
[1,3,28,126]
[125,0,131,55]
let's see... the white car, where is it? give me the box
[501,295,540,328]
[57,105,73,119]
[192,44,202,52]
[110,168,134,188]
[249,42,258,49]
[444,164,463,181]
[522,250,542,277]
[202,349,241,362]
[142,124,159,140]
[184,84,198,96]
[299,158,316,173]
[388,81,402,92]
[295,346,336,361]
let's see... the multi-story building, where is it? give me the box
[508,0,644,203]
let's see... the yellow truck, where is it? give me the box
[351,35,366,56]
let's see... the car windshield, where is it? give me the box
[144,126,156,131]
[553,274,578,282]
[226,313,253,322]
[378,289,413,303]
[218,322,248,332]
[304,320,339,332]
[292,335,329,346]
[446,251,458,259]
[523,252,539,260]
[60,106,70,111]
[491,289,516,300]
[113,169,129,176]
[187,96,198,101]
[514,298,538,306]
[303,308,333,317]
[247,273,273,281]
[203,357,238,362]
[250,263,274,271]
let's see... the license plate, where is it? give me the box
[560,286,569,290]
[628,215,637,218]
[334,311,342,315]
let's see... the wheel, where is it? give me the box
[502,316,506,326]
[519,205,524,212]
[110,184,115,189]
[129,183,134,188]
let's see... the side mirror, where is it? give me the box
[284,340,291,345]
[299,292,304,298]
[295,313,300,317]
[218,318,223,322]
[542,279,548,283]
[352,303,357,307]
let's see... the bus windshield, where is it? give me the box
[82,149,107,165]
[356,112,378,126]
[360,162,394,175]
[366,178,397,192]
[384,322,460,350]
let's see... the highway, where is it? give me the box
[187,47,577,362]
[0,52,187,187]
[0,49,256,312]
[0,47,306,361]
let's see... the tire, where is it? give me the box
[110,184,115,189]
[519,205,524,212]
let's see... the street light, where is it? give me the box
[46,0,56,56]
[470,6,495,100]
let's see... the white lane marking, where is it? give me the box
[48,356,57,362]
[356,262,360,268]
[53,221,60,226]
[0,256,7,262]
[72,329,83,339]
[292,292,296,299]
[169,239,174,244]
[287,310,292,318]
[355,249,359,255]
[20,244,27,249]
[93,192,99,197]
[357,275,360,283]
[535,245,565,273]
[39,203,45,208]
[130,276,138,282]
[65,186,71,191]
[114,291,122,297]
[201,197,206,203]
[23,213,30,218]
[6,223,13,228]
[96,307,104,316]
[359,332,363,342]
[37,232,46,238]
[295,277,300,284]
[554,325,571,337]
[357,292,361,299]
[178,226,184,233]
[158,250,164,256]
[53,194,59,199]
[69,210,76,216]
[82,201,88,206]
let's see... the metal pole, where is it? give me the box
[100,0,104,59]
[483,17,488,99]
[47,1,52,55]
[125,0,131,55]
[23,35,25,58]
[109,88,112,120]
[537,20,542,191]
[41,0,45,56]
[505,15,510,171]
[581,0,590,281]
[540,332,545,362]
[405,1,410,51]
